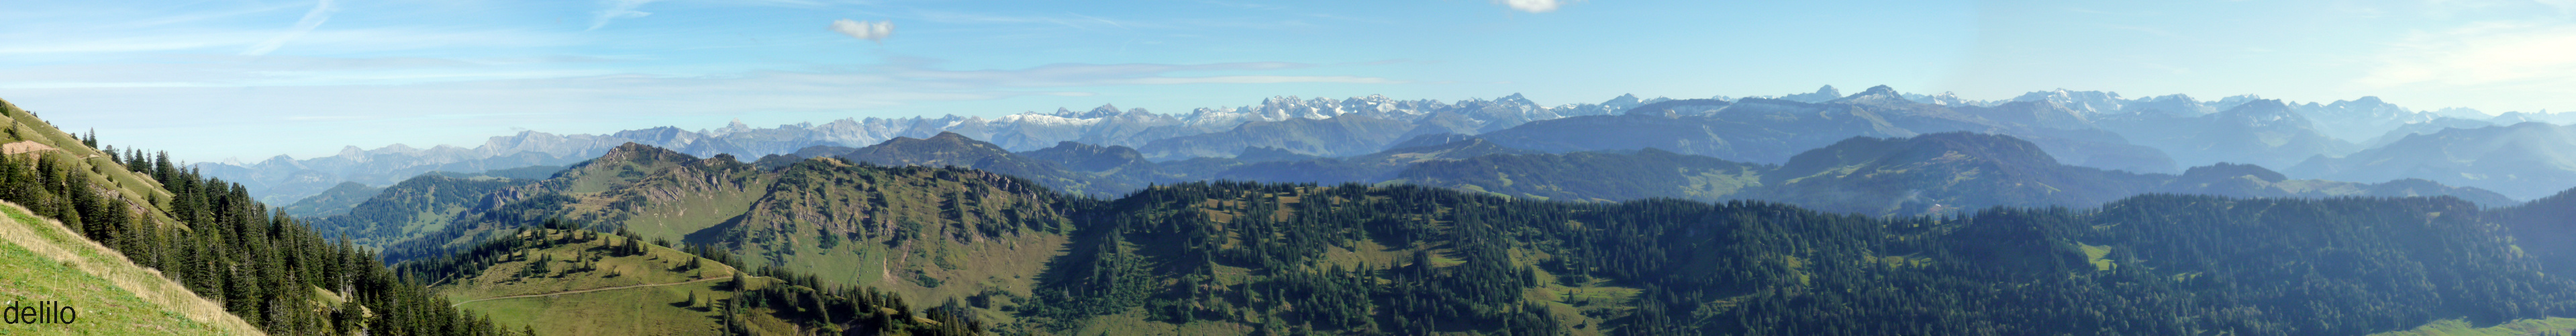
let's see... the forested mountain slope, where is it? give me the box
[1386,147,1770,202]
[0,97,509,335]
[2492,188,2576,276]
[1013,182,2574,335]
[305,174,538,248]
[281,182,383,218]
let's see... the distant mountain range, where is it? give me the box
[206,85,2576,207]
[203,93,1628,204]
[1397,132,2510,215]
[2292,122,2576,200]
[301,130,2514,241]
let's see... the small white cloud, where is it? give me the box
[1494,0,1575,13]
[831,19,895,43]
[588,0,658,30]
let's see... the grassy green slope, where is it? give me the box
[0,201,261,335]
[431,228,754,335]
[1,97,521,335]
[368,143,770,258]
[425,227,990,335]
[724,159,1075,311]
[375,144,1083,331]
[2373,318,2576,336]
[1,100,179,228]
[0,99,264,335]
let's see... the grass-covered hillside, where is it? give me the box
[0,97,512,335]
[399,222,987,335]
[370,142,1086,329]
[0,201,260,335]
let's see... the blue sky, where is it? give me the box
[2,0,2572,162]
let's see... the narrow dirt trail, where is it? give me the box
[450,277,728,307]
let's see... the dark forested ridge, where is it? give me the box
[0,99,505,335]
[1388,147,1770,202]
[283,181,383,218]
[309,173,536,247]
[1397,132,2514,216]
[1013,182,2575,335]
[2495,188,2576,276]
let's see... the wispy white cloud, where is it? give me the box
[5,57,1412,161]
[1068,13,1127,28]
[830,19,894,43]
[5,58,1403,129]
[1494,0,1575,13]
[2540,0,2576,14]
[0,38,242,54]
[2359,22,2576,87]
[242,0,338,56]
[589,0,658,30]
[1,24,565,58]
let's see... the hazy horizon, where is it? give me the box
[3,0,2572,162]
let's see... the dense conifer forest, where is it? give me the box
[1014,181,2574,335]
